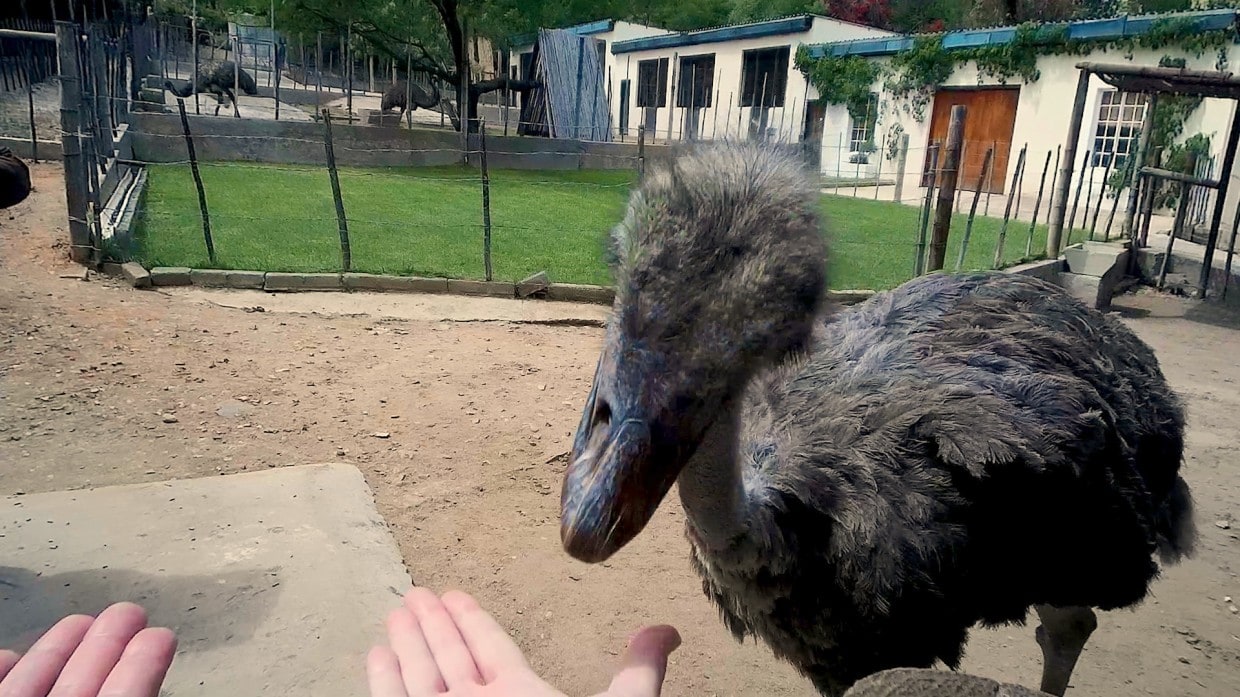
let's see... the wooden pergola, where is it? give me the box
[1049,62,1240,299]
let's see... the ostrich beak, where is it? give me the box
[561,359,686,563]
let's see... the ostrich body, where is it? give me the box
[0,148,32,209]
[165,61,258,118]
[381,80,441,114]
[560,142,1195,697]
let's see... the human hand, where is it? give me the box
[0,602,176,697]
[367,588,680,697]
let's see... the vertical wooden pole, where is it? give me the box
[893,133,909,203]
[57,21,91,264]
[956,147,994,272]
[1089,152,1114,240]
[993,145,1028,269]
[274,41,282,120]
[192,0,199,114]
[637,124,646,175]
[915,144,940,276]
[1011,144,1027,220]
[928,105,966,272]
[175,97,215,264]
[1158,153,1198,289]
[1026,149,1054,257]
[321,109,351,271]
[90,31,112,156]
[1048,68,1092,258]
[25,52,37,162]
[1197,100,1240,297]
[1103,158,1129,242]
[233,38,241,117]
[1065,150,1091,248]
[479,119,493,281]
[1221,195,1240,300]
[315,31,322,113]
[1124,94,1157,247]
[405,51,413,129]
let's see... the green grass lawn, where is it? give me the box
[134,163,1059,291]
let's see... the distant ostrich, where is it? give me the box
[0,147,32,209]
[380,80,441,115]
[560,142,1195,697]
[164,61,258,118]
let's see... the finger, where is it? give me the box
[96,627,177,697]
[366,646,409,697]
[404,587,482,690]
[605,625,681,697]
[385,606,445,696]
[0,651,19,683]
[0,614,94,697]
[440,590,529,682]
[48,602,149,697]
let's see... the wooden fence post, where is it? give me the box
[915,144,940,276]
[928,105,966,272]
[56,21,92,265]
[24,52,37,162]
[321,109,351,271]
[175,97,215,263]
[892,133,909,203]
[1026,149,1054,257]
[1065,150,1091,248]
[956,147,994,272]
[479,120,493,281]
[1158,152,1199,289]
[993,146,1027,269]
[637,124,646,176]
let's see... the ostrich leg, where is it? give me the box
[1033,605,1097,696]
[225,88,240,118]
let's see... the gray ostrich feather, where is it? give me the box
[561,141,1195,696]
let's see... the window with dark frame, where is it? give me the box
[740,46,790,108]
[636,57,669,108]
[676,54,715,109]
[619,80,631,135]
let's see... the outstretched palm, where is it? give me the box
[367,588,680,697]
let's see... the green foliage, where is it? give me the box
[794,47,882,118]
[801,15,1236,123]
[883,35,954,121]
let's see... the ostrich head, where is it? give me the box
[561,141,828,563]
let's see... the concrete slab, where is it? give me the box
[0,464,411,697]
[163,286,611,325]
[189,269,266,290]
[447,279,515,298]
[151,267,193,287]
[264,272,345,292]
[121,262,152,289]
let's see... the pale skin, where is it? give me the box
[0,589,680,697]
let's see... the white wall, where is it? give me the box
[610,18,896,145]
[839,44,1240,210]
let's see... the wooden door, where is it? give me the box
[922,87,1019,194]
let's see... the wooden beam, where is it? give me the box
[1048,69,1091,258]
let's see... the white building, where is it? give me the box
[607,14,898,144]
[505,20,671,110]
[800,7,1240,220]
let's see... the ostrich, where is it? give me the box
[164,61,258,118]
[380,80,441,115]
[0,147,32,209]
[559,142,1195,697]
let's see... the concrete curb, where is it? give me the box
[102,264,880,307]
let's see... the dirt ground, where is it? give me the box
[2,162,1239,696]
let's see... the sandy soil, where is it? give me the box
[2,162,1239,696]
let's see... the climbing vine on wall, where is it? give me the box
[793,49,882,120]
[798,16,1236,123]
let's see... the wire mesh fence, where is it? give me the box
[99,109,1147,293]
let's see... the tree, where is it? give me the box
[281,0,566,132]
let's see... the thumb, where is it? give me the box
[603,625,681,697]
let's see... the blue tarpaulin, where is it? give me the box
[519,29,612,142]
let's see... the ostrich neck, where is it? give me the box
[676,399,749,550]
